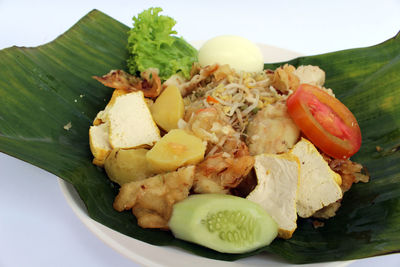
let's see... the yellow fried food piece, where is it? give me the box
[113,166,195,229]
[151,85,184,132]
[146,129,206,173]
[108,91,160,149]
[104,148,154,185]
[93,89,129,126]
[89,122,112,167]
[290,138,342,218]
[193,142,255,195]
[267,64,299,93]
[247,153,299,239]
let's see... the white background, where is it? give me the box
[0,0,399,266]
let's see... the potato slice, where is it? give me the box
[146,129,206,173]
[104,148,154,185]
[151,85,184,132]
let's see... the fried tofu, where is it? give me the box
[247,153,299,239]
[108,91,160,149]
[290,138,343,218]
[89,122,112,167]
[93,89,129,126]
[89,90,160,165]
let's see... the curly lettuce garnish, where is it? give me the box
[127,7,198,80]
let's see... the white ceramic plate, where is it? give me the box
[58,43,353,267]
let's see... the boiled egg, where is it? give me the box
[198,35,264,73]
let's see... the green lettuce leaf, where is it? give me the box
[0,10,399,264]
[127,7,197,80]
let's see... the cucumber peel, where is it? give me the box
[169,194,278,254]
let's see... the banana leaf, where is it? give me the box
[0,9,399,264]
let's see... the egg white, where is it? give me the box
[198,35,264,73]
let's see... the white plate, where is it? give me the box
[58,43,352,267]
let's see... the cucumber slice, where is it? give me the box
[169,194,278,254]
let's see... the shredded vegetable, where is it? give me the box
[184,65,287,134]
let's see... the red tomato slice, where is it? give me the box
[286,84,361,159]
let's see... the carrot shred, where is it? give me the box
[207,95,219,104]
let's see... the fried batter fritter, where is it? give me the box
[93,69,162,98]
[164,64,219,97]
[182,107,255,194]
[113,166,195,229]
[267,64,299,93]
[322,154,369,193]
[193,142,255,194]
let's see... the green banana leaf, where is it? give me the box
[0,9,399,263]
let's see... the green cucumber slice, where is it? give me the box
[169,194,278,254]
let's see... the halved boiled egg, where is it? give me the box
[198,35,264,73]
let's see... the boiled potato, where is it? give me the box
[146,129,206,173]
[104,148,154,185]
[151,85,184,132]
